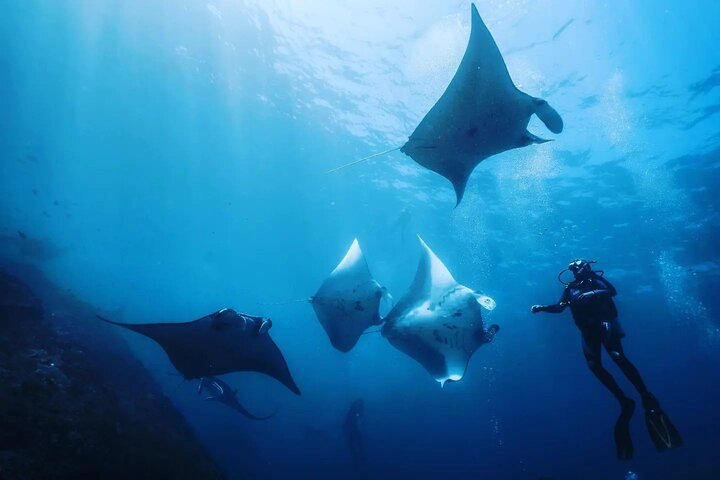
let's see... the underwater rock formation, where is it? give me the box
[0,271,42,321]
[0,261,226,479]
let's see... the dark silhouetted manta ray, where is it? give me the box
[198,376,277,420]
[329,3,563,205]
[99,308,301,395]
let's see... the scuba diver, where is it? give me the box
[531,259,682,459]
[343,399,366,468]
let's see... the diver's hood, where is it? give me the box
[558,259,601,285]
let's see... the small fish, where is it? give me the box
[17,230,27,240]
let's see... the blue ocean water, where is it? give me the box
[1,1,719,479]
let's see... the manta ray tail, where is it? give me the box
[359,328,383,336]
[324,146,401,173]
[97,314,120,325]
[531,97,564,134]
[97,314,142,330]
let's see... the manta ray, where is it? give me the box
[99,308,301,395]
[402,3,563,204]
[311,239,391,352]
[329,3,563,205]
[198,376,277,420]
[381,236,499,385]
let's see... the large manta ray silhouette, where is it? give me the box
[99,308,301,395]
[311,238,391,352]
[381,236,499,385]
[330,3,563,205]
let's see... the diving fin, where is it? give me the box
[614,398,635,460]
[644,398,683,451]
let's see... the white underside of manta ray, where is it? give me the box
[330,3,563,206]
[311,239,391,352]
[381,236,499,386]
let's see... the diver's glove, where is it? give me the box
[530,305,544,314]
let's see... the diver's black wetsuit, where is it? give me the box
[532,261,683,458]
[534,272,651,404]
[344,399,366,468]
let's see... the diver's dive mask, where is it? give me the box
[558,259,599,285]
[569,259,595,276]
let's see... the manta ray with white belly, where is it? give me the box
[381,237,498,385]
[311,239,391,352]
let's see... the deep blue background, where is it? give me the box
[1,1,719,478]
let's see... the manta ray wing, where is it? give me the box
[401,3,563,205]
[99,309,301,395]
[381,237,499,385]
[311,239,384,352]
[406,236,459,303]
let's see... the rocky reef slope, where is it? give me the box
[0,261,226,479]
